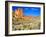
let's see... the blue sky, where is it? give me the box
[12,6,41,16]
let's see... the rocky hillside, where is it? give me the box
[12,13,41,30]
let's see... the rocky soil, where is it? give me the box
[12,13,41,30]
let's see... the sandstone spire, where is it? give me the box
[15,8,23,18]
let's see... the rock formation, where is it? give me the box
[14,8,32,19]
[14,8,23,18]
